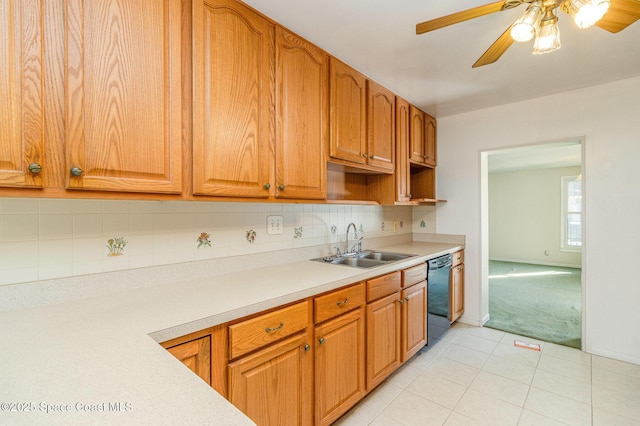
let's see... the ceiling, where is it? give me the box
[242,0,640,117]
[487,140,582,173]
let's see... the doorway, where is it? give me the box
[480,139,585,349]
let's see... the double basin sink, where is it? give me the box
[311,250,416,269]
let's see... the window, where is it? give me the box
[561,175,582,252]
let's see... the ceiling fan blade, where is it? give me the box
[472,26,515,67]
[416,1,508,34]
[595,0,640,33]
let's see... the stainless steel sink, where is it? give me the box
[357,251,414,262]
[311,250,416,269]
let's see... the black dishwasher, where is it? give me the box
[427,254,453,346]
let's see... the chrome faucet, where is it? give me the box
[341,222,362,257]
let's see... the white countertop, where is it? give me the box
[0,241,461,425]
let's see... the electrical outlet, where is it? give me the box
[267,215,283,235]
[393,221,399,233]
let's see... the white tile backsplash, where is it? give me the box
[0,198,432,286]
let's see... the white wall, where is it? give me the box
[489,166,582,267]
[437,76,640,364]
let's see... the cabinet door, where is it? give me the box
[193,0,274,198]
[315,307,366,426]
[395,97,410,202]
[166,336,212,385]
[409,105,425,164]
[450,264,465,323]
[65,0,183,193]
[228,333,313,426]
[0,0,44,188]
[329,57,367,165]
[275,27,327,199]
[402,281,427,362]
[367,81,395,171]
[366,292,401,390]
[424,113,437,167]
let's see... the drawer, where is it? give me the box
[314,283,365,324]
[402,263,427,288]
[452,250,464,267]
[366,271,401,302]
[229,301,310,359]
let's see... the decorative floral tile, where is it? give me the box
[106,237,128,257]
[330,224,337,235]
[197,232,211,248]
[420,220,426,228]
[246,229,256,244]
[294,227,303,239]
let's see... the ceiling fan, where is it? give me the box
[416,0,640,67]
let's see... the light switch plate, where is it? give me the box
[267,215,283,235]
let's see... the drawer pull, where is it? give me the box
[336,298,348,307]
[265,322,284,333]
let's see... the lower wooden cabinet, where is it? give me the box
[165,336,212,386]
[450,249,465,323]
[314,307,366,426]
[162,259,453,424]
[228,332,313,426]
[401,281,427,361]
[451,263,465,323]
[366,292,401,390]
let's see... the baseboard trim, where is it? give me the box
[489,257,581,269]
[587,347,640,366]
[481,313,490,325]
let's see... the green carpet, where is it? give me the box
[485,260,582,349]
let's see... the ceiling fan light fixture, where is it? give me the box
[533,13,561,54]
[510,2,544,42]
[567,0,610,29]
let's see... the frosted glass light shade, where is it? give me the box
[510,3,544,42]
[569,0,610,29]
[533,19,561,54]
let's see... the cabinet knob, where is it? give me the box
[369,155,375,159]
[319,337,325,345]
[398,299,404,305]
[405,296,410,301]
[423,155,427,159]
[264,183,271,190]
[362,153,368,159]
[304,344,311,352]
[28,163,42,174]
[70,167,83,177]
[279,184,286,191]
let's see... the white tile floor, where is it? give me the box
[335,323,640,426]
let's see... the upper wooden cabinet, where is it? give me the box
[0,0,44,188]
[65,0,183,193]
[329,58,395,174]
[409,105,436,168]
[329,57,367,167]
[367,81,395,171]
[193,0,275,198]
[275,27,327,200]
[424,112,437,167]
[395,97,410,202]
